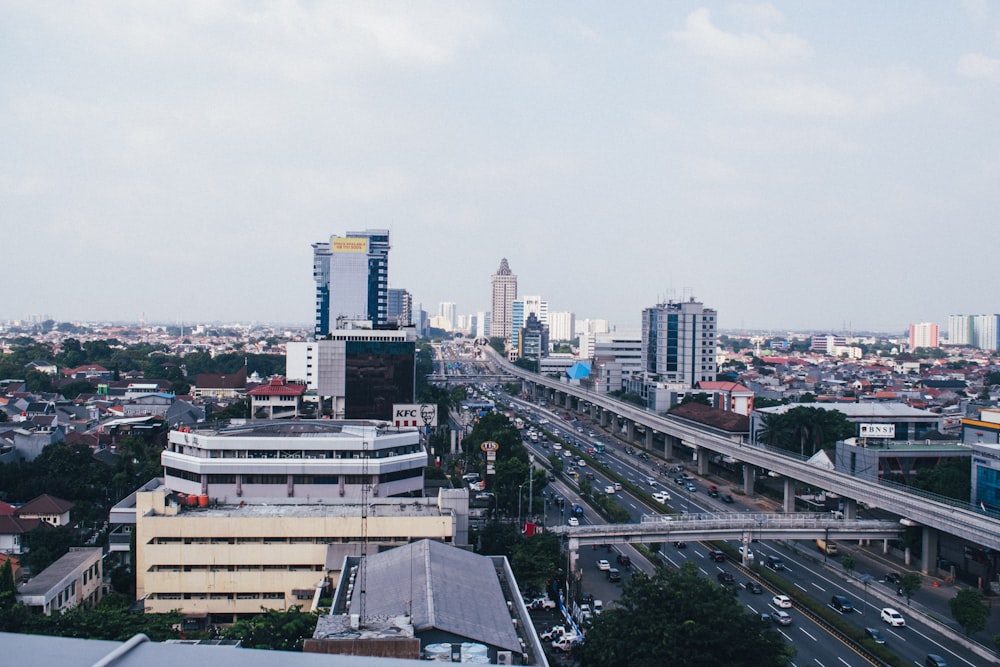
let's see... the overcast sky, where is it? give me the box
[4,2,999,334]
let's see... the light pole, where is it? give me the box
[528,454,535,518]
[518,483,525,528]
[859,574,873,617]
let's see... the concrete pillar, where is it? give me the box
[782,477,795,513]
[646,429,654,450]
[743,464,756,497]
[921,527,939,575]
[602,410,612,429]
[842,498,857,520]
[626,420,635,442]
[904,546,911,566]
[564,392,571,408]
[664,435,675,459]
[697,447,710,476]
[590,404,599,421]
[883,538,889,555]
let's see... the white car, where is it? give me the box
[652,491,671,503]
[880,607,905,627]
[604,485,617,494]
[553,443,562,451]
[568,517,580,526]
[596,559,611,571]
[772,595,792,609]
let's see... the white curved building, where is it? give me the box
[163,420,427,503]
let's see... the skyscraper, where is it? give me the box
[909,322,939,349]
[641,297,718,387]
[438,302,457,331]
[312,229,391,338]
[510,295,547,351]
[490,258,517,340]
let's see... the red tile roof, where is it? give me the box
[248,378,307,397]
[15,494,74,517]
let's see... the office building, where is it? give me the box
[489,258,517,340]
[386,288,412,327]
[510,296,546,351]
[17,547,103,616]
[909,322,939,349]
[313,230,391,338]
[286,327,416,420]
[641,298,718,388]
[517,313,549,362]
[475,311,490,338]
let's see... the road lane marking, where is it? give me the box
[811,582,826,592]
[795,583,808,592]
[799,628,817,641]
[836,658,852,667]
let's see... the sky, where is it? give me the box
[3,2,1000,334]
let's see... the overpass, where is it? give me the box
[427,372,518,384]
[483,346,1000,568]
[550,513,900,567]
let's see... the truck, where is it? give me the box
[816,539,838,555]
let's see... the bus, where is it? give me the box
[593,442,606,454]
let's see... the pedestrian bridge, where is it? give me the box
[550,513,901,550]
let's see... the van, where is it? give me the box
[816,539,838,555]
[830,595,854,613]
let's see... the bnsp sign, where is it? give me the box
[393,404,438,428]
[859,423,895,438]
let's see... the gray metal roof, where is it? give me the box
[759,403,938,418]
[18,547,100,597]
[350,540,522,653]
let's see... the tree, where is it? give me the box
[910,458,971,503]
[898,572,922,606]
[579,561,794,667]
[222,606,318,651]
[0,559,16,610]
[840,554,856,578]
[949,589,990,636]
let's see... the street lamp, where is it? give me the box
[528,454,535,518]
[859,574,873,617]
[518,483,526,528]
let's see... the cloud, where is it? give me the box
[554,16,603,44]
[686,157,737,183]
[957,52,1000,83]
[670,7,811,67]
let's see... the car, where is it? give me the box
[674,541,687,549]
[674,476,687,485]
[593,600,604,614]
[864,627,886,644]
[883,572,901,585]
[585,471,595,480]
[568,517,580,527]
[830,595,854,613]
[596,559,611,571]
[563,450,573,458]
[685,482,697,492]
[614,482,622,490]
[772,610,793,626]
[772,595,792,609]
[765,555,785,571]
[880,607,905,626]
[925,654,948,667]
[540,625,566,641]
[744,580,763,594]
[577,459,587,467]
[717,571,735,585]
[604,485,616,494]
[707,485,719,497]
[607,568,622,582]
[547,473,556,482]
[668,465,683,473]
[475,492,494,501]
[721,494,734,503]
[625,447,634,454]
[646,476,657,486]
[530,596,557,610]
[588,431,596,437]
[738,546,754,562]
[759,612,772,626]
[552,635,581,653]
[709,550,725,562]
[552,443,562,451]
[638,452,649,460]
[652,491,671,503]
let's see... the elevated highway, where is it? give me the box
[484,347,1000,564]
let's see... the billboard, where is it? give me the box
[331,236,369,253]
[859,423,895,438]
[393,403,438,428]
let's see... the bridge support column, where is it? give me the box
[782,478,795,513]
[921,527,939,575]
[602,410,612,429]
[743,464,756,497]
[626,419,635,442]
[842,498,857,520]
[697,448,710,476]
[646,429,654,450]
[590,404,599,421]
[664,435,675,459]
[564,392,571,409]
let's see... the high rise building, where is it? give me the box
[909,322,939,349]
[948,315,973,346]
[974,315,1000,351]
[510,296,547,351]
[641,298,717,387]
[475,311,490,338]
[438,302,457,331]
[548,311,576,341]
[312,229,390,338]
[387,288,412,327]
[489,258,517,340]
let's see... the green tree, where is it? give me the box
[680,393,712,407]
[579,561,794,667]
[949,589,990,636]
[0,559,16,610]
[222,606,318,651]
[840,554,856,577]
[21,524,78,574]
[910,458,971,503]
[509,531,563,595]
[898,572,922,606]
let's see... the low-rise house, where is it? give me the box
[16,547,103,615]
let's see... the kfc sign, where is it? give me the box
[393,403,438,428]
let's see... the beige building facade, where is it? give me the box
[135,484,467,622]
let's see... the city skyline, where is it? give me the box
[4,4,1000,332]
